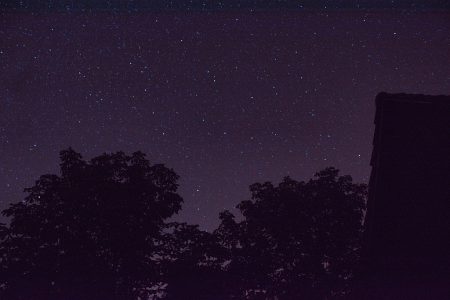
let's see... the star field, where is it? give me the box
[1,10,449,230]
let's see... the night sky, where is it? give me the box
[1,6,449,230]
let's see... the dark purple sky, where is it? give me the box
[1,10,449,230]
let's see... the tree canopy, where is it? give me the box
[0,148,183,299]
[214,167,367,299]
[0,149,366,299]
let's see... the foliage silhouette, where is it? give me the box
[0,148,183,300]
[0,148,366,300]
[214,167,367,299]
[159,222,230,299]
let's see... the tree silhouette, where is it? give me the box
[214,167,367,299]
[159,222,230,299]
[0,148,183,300]
[0,149,366,299]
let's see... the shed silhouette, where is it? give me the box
[358,92,450,299]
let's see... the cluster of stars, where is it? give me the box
[1,10,450,230]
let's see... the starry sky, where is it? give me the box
[1,6,449,230]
